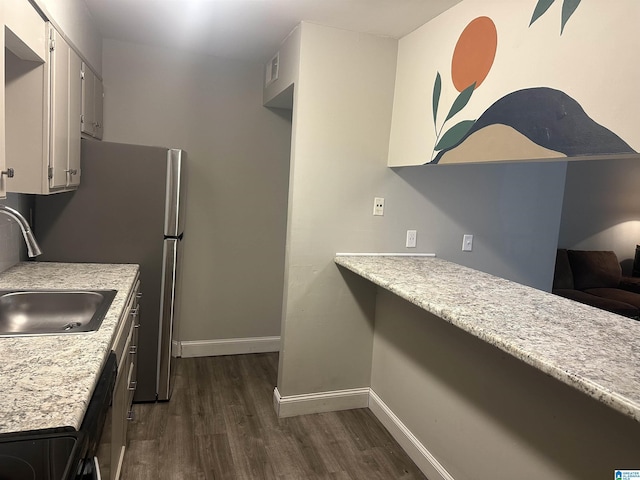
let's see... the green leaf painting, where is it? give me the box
[529,0,582,34]
[435,120,476,151]
[433,72,442,126]
[561,0,582,33]
[430,75,477,160]
[444,83,476,123]
[529,0,555,26]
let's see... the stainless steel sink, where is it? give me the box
[0,289,117,336]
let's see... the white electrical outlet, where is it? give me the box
[373,197,385,216]
[462,234,473,251]
[406,230,417,248]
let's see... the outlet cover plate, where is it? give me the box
[462,234,473,251]
[373,197,384,216]
[406,230,417,248]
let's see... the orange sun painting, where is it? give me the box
[451,16,498,92]
[431,16,498,162]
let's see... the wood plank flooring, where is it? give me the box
[121,353,427,479]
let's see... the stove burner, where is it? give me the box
[0,454,36,480]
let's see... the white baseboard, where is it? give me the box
[273,386,370,418]
[179,336,280,358]
[368,389,454,480]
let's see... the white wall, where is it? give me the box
[558,156,640,274]
[276,22,568,401]
[277,22,398,396]
[101,39,291,349]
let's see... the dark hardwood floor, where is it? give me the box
[121,353,427,479]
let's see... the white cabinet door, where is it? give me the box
[0,14,7,200]
[81,62,103,140]
[0,0,46,197]
[67,50,81,187]
[81,62,95,137]
[49,26,81,189]
[94,78,103,140]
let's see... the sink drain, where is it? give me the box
[62,322,82,331]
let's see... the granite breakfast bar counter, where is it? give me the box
[335,254,640,479]
[0,261,139,435]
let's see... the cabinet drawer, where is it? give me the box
[111,279,140,365]
[126,358,136,418]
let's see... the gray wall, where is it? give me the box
[276,22,568,399]
[559,156,640,274]
[0,194,34,272]
[101,39,291,344]
[372,288,640,480]
[392,161,567,290]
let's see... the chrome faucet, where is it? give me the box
[0,205,42,257]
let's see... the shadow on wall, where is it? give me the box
[393,160,568,291]
[558,156,640,274]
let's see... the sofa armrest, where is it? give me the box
[620,276,640,294]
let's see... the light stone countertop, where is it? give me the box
[335,255,640,423]
[0,261,139,435]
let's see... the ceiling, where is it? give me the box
[82,0,463,63]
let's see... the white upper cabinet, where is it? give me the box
[49,25,81,189]
[81,62,103,140]
[1,0,50,198]
[5,18,82,195]
[4,0,46,62]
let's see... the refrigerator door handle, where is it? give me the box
[164,149,185,237]
[157,237,179,401]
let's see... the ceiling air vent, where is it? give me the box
[265,52,279,86]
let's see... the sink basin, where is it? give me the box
[0,289,117,336]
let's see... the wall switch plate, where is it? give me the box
[462,234,473,251]
[373,197,385,216]
[406,230,417,248]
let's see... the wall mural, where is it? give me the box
[430,0,636,164]
[387,0,640,166]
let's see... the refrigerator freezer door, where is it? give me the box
[157,237,182,401]
[164,149,186,237]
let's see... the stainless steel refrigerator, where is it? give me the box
[34,139,186,402]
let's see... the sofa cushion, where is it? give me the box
[553,249,574,290]
[554,289,639,318]
[567,250,621,290]
[584,288,640,310]
[620,276,640,294]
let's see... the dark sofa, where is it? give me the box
[553,249,640,319]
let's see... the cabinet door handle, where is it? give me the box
[65,169,78,175]
[128,380,137,391]
[1,168,14,178]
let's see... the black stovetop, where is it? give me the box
[0,431,84,480]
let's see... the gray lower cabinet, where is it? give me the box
[97,277,140,480]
